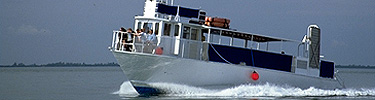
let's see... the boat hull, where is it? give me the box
[113,51,343,92]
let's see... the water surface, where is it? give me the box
[1,67,374,100]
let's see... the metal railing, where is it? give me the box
[111,31,136,52]
[111,30,306,61]
[111,31,206,60]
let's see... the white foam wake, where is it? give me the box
[114,81,375,97]
[112,81,139,96]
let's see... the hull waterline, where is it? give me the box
[113,51,343,95]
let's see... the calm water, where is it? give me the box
[0,67,374,100]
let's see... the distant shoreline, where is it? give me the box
[336,65,375,69]
[0,62,119,67]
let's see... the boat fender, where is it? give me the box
[155,47,163,55]
[251,71,259,81]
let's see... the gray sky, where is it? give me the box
[1,0,374,65]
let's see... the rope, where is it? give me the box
[335,71,346,88]
[209,44,233,64]
[210,44,257,66]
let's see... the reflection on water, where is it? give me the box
[0,67,125,100]
[0,67,374,100]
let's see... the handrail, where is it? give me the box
[297,42,305,57]
[111,31,205,60]
[111,30,306,61]
[112,31,134,51]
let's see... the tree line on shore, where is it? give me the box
[336,65,375,68]
[0,62,119,67]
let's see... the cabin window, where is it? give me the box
[233,38,245,47]
[210,34,220,43]
[247,40,253,48]
[221,36,231,45]
[247,40,259,48]
[209,30,220,43]
[174,25,180,36]
[191,28,198,40]
[155,23,159,35]
[163,23,171,36]
[183,26,190,39]
[137,22,142,30]
[143,23,152,33]
[202,29,209,41]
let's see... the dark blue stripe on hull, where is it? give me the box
[208,44,293,72]
[133,86,162,96]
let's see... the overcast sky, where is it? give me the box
[1,0,374,65]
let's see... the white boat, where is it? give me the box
[110,0,344,95]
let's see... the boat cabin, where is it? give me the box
[110,0,336,79]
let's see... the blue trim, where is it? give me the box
[156,4,177,16]
[208,44,293,72]
[133,86,162,96]
[157,3,199,18]
[320,60,335,78]
[179,7,200,18]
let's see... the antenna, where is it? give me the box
[174,5,180,21]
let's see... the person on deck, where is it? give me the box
[117,27,127,50]
[124,28,134,51]
[135,29,146,42]
[143,30,157,53]
[146,30,156,43]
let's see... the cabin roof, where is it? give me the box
[134,16,298,43]
[203,26,298,43]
